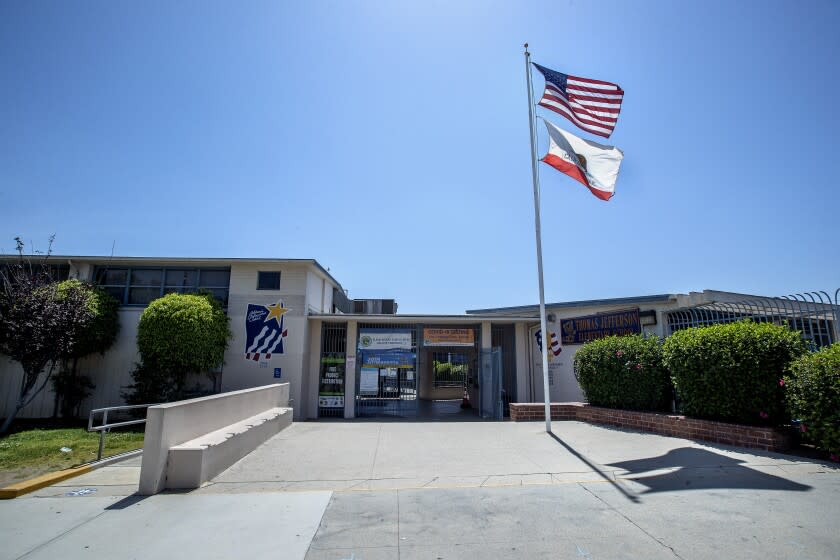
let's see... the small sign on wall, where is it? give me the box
[274,368,282,379]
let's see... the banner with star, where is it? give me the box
[245,301,289,361]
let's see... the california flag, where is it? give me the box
[541,118,624,201]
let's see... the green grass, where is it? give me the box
[0,428,144,485]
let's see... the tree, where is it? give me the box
[0,238,95,434]
[51,279,120,418]
[125,291,231,404]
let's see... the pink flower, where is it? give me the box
[759,411,769,419]
[779,379,785,387]
[800,423,807,433]
[616,351,624,358]
[635,363,643,370]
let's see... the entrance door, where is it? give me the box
[356,365,417,418]
[428,351,469,399]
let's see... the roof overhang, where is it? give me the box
[308,313,537,323]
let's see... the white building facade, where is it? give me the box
[1,255,836,421]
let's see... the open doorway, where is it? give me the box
[417,348,478,420]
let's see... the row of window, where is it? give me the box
[94,267,232,306]
[92,268,283,306]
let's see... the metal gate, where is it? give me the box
[479,348,503,420]
[318,322,347,418]
[355,324,418,418]
[492,325,517,416]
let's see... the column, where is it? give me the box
[344,320,358,419]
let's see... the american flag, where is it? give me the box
[533,63,624,139]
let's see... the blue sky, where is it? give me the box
[1,1,838,313]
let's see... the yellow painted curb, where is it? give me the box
[0,464,93,499]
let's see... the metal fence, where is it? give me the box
[666,289,840,348]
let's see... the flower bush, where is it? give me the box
[784,343,840,455]
[573,334,671,411]
[663,321,806,426]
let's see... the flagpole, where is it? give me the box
[524,43,553,434]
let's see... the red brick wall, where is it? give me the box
[509,403,791,452]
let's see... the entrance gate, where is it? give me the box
[355,324,418,418]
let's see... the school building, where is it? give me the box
[1,255,837,421]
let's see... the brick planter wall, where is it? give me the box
[509,402,792,452]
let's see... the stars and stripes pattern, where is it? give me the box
[535,329,562,358]
[245,302,288,361]
[533,63,624,139]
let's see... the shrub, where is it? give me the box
[663,321,806,426]
[573,334,671,411]
[126,292,230,403]
[52,280,120,417]
[784,343,840,455]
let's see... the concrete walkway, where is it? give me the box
[2,421,839,559]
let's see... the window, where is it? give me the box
[94,266,230,306]
[257,271,281,290]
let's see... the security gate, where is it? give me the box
[479,348,503,420]
[355,325,418,418]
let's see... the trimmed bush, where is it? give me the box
[126,292,231,403]
[573,334,671,411]
[663,321,806,426]
[785,343,840,455]
[137,292,230,374]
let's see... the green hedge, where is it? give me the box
[573,334,671,411]
[137,292,230,374]
[784,343,840,456]
[663,321,806,426]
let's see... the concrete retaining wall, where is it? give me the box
[139,383,290,495]
[510,402,792,452]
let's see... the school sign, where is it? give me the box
[560,309,641,344]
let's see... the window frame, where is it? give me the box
[93,265,231,307]
[256,271,281,291]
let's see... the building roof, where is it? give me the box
[308,313,538,323]
[0,254,345,292]
[465,293,677,316]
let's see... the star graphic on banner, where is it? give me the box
[264,302,289,325]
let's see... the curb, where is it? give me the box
[0,449,142,500]
[0,465,93,499]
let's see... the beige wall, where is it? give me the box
[0,260,341,422]
[220,262,322,420]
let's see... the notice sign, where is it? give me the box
[360,368,379,394]
[560,309,641,344]
[423,328,475,347]
[358,329,412,350]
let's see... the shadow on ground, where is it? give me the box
[607,447,812,494]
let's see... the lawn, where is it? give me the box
[0,427,144,487]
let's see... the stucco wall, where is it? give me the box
[0,260,338,422]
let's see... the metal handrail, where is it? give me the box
[87,403,159,461]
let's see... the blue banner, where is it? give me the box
[560,309,641,344]
[359,349,416,369]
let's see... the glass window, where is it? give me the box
[129,287,161,305]
[130,269,163,286]
[257,271,281,290]
[199,269,230,287]
[165,269,197,287]
[96,268,127,285]
[94,265,229,306]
